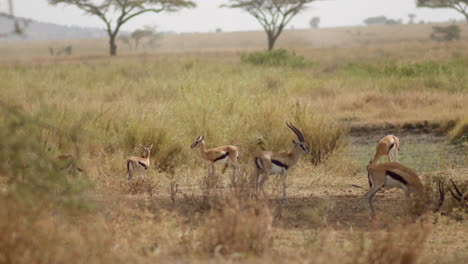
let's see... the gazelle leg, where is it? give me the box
[393,150,398,162]
[389,148,398,162]
[207,163,215,177]
[363,184,383,215]
[281,169,289,203]
[255,170,260,191]
[127,162,133,180]
[402,185,410,199]
[258,172,269,198]
[230,163,239,186]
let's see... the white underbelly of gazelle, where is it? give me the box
[270,164,285,175]
[384,175,405,188]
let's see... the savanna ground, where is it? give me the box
[0,24,467,263]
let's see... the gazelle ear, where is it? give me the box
[149,143,153,150]
[139,144,145,149]
[200,136,204,141]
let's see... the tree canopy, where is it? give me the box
[49,0,196,56]
[223,0,317,50]
[417,0,468,22]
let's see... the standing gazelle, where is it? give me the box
[190,136,240,185]
[370,135,400,166]
[364,162,445,215]
[254,123,309,203]
[126,144,153,180]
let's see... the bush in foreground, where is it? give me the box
[241,49,313,68]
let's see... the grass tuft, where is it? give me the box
[241,49,314,68]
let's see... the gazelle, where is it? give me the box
[370,135,400,166]
[56,154,84,174]
[126,144,153,180]
[364,162,445,215]
[254,123,309,203]
[190,136,239,185]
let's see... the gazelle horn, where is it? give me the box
[286,122,305,142]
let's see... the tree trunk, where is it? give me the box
[267,33,277,51]
[109,35,117,56]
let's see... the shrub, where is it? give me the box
[449,119,468,144]
[0,102,90,208]
[241,49,312,68]
[353,222,429,264]
[431,25,461,42]
[292,104,348,165]
[198,198,273,257]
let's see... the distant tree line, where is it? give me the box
[3,0,458,56]
[363,16,403,26]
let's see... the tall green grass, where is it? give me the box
[344,58,468,92]
[0,56,465,177]
[0,60,349,174]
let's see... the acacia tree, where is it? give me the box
[48,0,195,56]
[1,0,28,37]
[417,0,468,23]
[223,0,317,50]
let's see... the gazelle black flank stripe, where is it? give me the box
[386,170,407,185]
[272,159,289,170]
[213,151,229,162]
[138,161,148,170]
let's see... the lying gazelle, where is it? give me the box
[56,154,84,174]
[364,162,444,215]
[448,179,467,208]
[254,123,309,203]
[126,144,153,180]
[370,135,400,166]
[190,136,240,185]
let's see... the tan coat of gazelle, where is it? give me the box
[254,123,310,203]
[126,144,153,180]
[364,162,444,215]
[370,135,400,165]
[56,154,84,174]
[191,136,240,185]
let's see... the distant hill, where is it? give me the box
[0,14,107,42]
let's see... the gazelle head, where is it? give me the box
[191,136,204,149]
[286,122,309,155]
[140,144,153,158]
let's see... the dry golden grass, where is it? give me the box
[0,24,467,263]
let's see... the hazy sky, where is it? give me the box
[2,0,463,32]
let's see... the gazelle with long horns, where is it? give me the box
[364,162,445,215]
[254,123,310,203]
[370,135,400,166]
[126,144,153,180]
[190,136,240,185]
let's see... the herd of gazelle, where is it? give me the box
[126,124,466,214]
